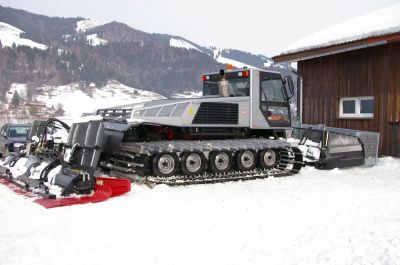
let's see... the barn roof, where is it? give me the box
[273,3,400,62]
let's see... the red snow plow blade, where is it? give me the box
[0,176,131,209]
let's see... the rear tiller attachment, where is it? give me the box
[0,119,130,208]
[295,124,366,169]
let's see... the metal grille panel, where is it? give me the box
[192,102,238,124]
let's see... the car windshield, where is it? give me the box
[8,126,30,137]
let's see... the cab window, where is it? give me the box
[261,79,286,103]
[203,76,250,97]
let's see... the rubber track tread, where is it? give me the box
[113,140,305,186]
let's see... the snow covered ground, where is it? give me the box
[1,157,400,265]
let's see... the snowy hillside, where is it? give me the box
[170,37,202,52]
[6,83,28,101]
[30,81,164,117]
[212,48,257,68]
[75,19,108,46]
[0,22,47,50]
[86,33,107,46]
[76,19,104,33]
[1,157,400,265]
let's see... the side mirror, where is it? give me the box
[284,75,295,99]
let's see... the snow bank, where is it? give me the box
[76,19,104,33]
[280,3,400,55]
[1,157,400,265]
[0,22,47,50]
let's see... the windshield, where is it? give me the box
[260,78,287,103]
[203,75,250,97]
[8,126,30,137]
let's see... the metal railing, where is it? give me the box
[96,108,132,118]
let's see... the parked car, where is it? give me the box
[0,123,30,158]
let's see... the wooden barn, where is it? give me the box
[273,4,400,156]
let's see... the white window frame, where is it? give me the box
[339,96,374,118]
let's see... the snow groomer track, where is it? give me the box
[116,139,304,186]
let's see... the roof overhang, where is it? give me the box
[273,33,400,63]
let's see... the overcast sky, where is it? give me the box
[0,0,398,56]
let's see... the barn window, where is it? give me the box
[342,100,356,114]
[339,97,374,118]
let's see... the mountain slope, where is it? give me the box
[0,5,289,98]
[0,5,81,44]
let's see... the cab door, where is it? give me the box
[259,72,291,127]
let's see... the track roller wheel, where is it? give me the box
[152,152,179,177]
[259,149,278,169]
[181,152,206,175]
[209,151,232,173]
[235,150,257,171]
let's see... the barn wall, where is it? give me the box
[298,42,400,155]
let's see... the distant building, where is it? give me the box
[24,101,47,110]
[273,4,400,156]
